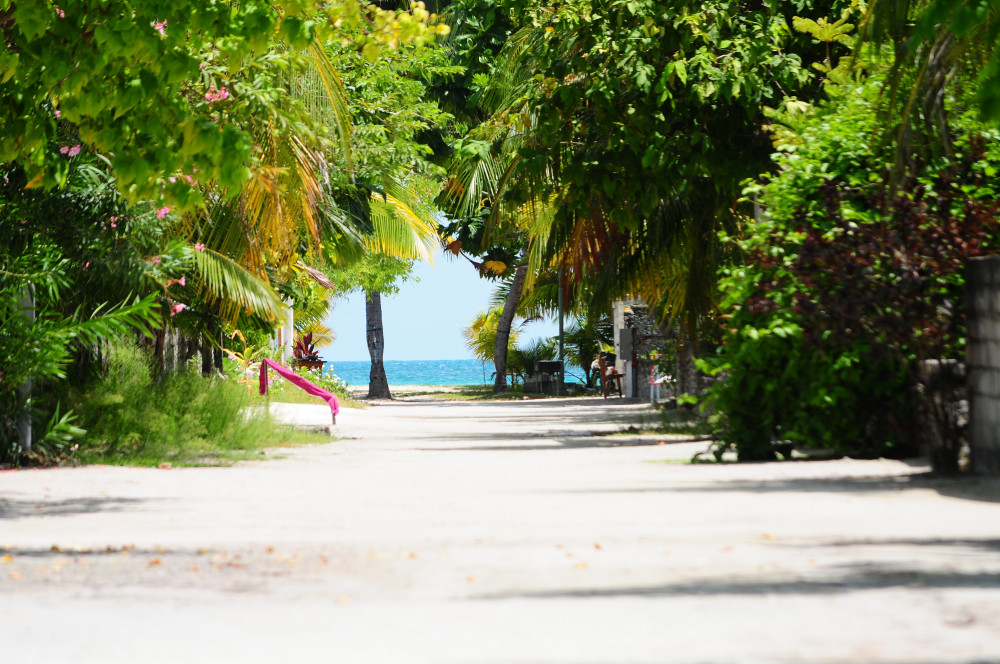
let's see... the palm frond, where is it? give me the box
[367,193,439,261]
[191,248,284,323]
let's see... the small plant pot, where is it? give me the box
[294,360,325,372]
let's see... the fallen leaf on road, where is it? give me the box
[50,545,61,552]
[148,559,161,567]
[574,562,588,570]
[9,571,22,580]
[317,556,329,564]
[721,545,734,553]
[336,595,351,605]
[594,543,602,550]
[158,462,173,470]
[465,576,476,583]
[198,548,209,555]
[763,533,776,540]
[190,565,201,572]
[1,554,11,564]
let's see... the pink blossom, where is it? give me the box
[83,261,90,270]
[168,176,176,183]
[204,86,230,103]
[54,109,61,118]
[154,20,167,36]
[170,303,186,316]
[59,146,69,154]
[194,243,206,252]
[155,206,170,219]
[152,256,161,266]
[55,7,65,18]
[178,276,186,286]
[110,222,116,228]
[68,144,80,157]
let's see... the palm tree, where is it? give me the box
[855,0,1000,175]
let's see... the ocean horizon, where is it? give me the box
[323,358,586,387]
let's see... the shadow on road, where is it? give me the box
[0,496,151,520]
[554,467,1000,504]
[415,435,707,452]
[478,561,1000,600]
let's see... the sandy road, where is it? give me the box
[2,396,1000,663]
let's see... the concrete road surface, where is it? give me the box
[2,397,1000,663]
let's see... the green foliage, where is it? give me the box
[71,338,285,466]
[327,253,416,296]
[508,337,557,379]
[704,72,1000,461]
[0,161,167,462]
[0,0,448,205]
[462,307,517,362]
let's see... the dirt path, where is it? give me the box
[2,397,1000,663]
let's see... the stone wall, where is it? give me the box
[612,300,670,400]
[966,256,1000,475]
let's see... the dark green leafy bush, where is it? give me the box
[704,76,1000,461]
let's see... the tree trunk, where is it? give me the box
[201,336,213,376]
[366,290,392,399]
[493,264,528,393]
[676,323,699,401]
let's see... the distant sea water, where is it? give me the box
[323,358,585,387]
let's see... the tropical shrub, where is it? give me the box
[704,75,1000,461]
[70,338,284,465]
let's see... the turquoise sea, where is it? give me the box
[323,358,585,387]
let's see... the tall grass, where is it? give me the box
[72,340,295,466]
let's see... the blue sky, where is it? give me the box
[323,248,560,361]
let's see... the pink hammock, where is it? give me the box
[259,358,339,422]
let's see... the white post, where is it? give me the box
[282,298,295,363]
[18,286,34,452]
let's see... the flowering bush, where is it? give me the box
[293,366,350,399]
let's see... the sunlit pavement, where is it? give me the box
[3,397,1000,663]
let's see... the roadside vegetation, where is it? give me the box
[4,0,999,472]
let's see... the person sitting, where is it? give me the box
[597,354,624,398]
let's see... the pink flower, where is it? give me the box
[54,109,61,118]
[154,20,167,36]
[152,256,161,266]
[155,206,170,219]
[110,222,116,228]
[170,303,186,316]
[59,146,69,154]
[194,243,206,252]
[205,86,230,103]
[55,7,65,18]
[178,276,186,286]
[83,261,90,270]
[68,144,80,157]
[168,176,176,183]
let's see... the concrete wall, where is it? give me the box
[966,257,1000,475]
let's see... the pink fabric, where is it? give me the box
[259,358,339,417]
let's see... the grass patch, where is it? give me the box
[71,340,335,467]
[253,380,367,409]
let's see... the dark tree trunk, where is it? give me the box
[493,264,528,393]
[213,337,223,373]
[366,290,392,399]
[201,337,213,376]
[676,324,699,400]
